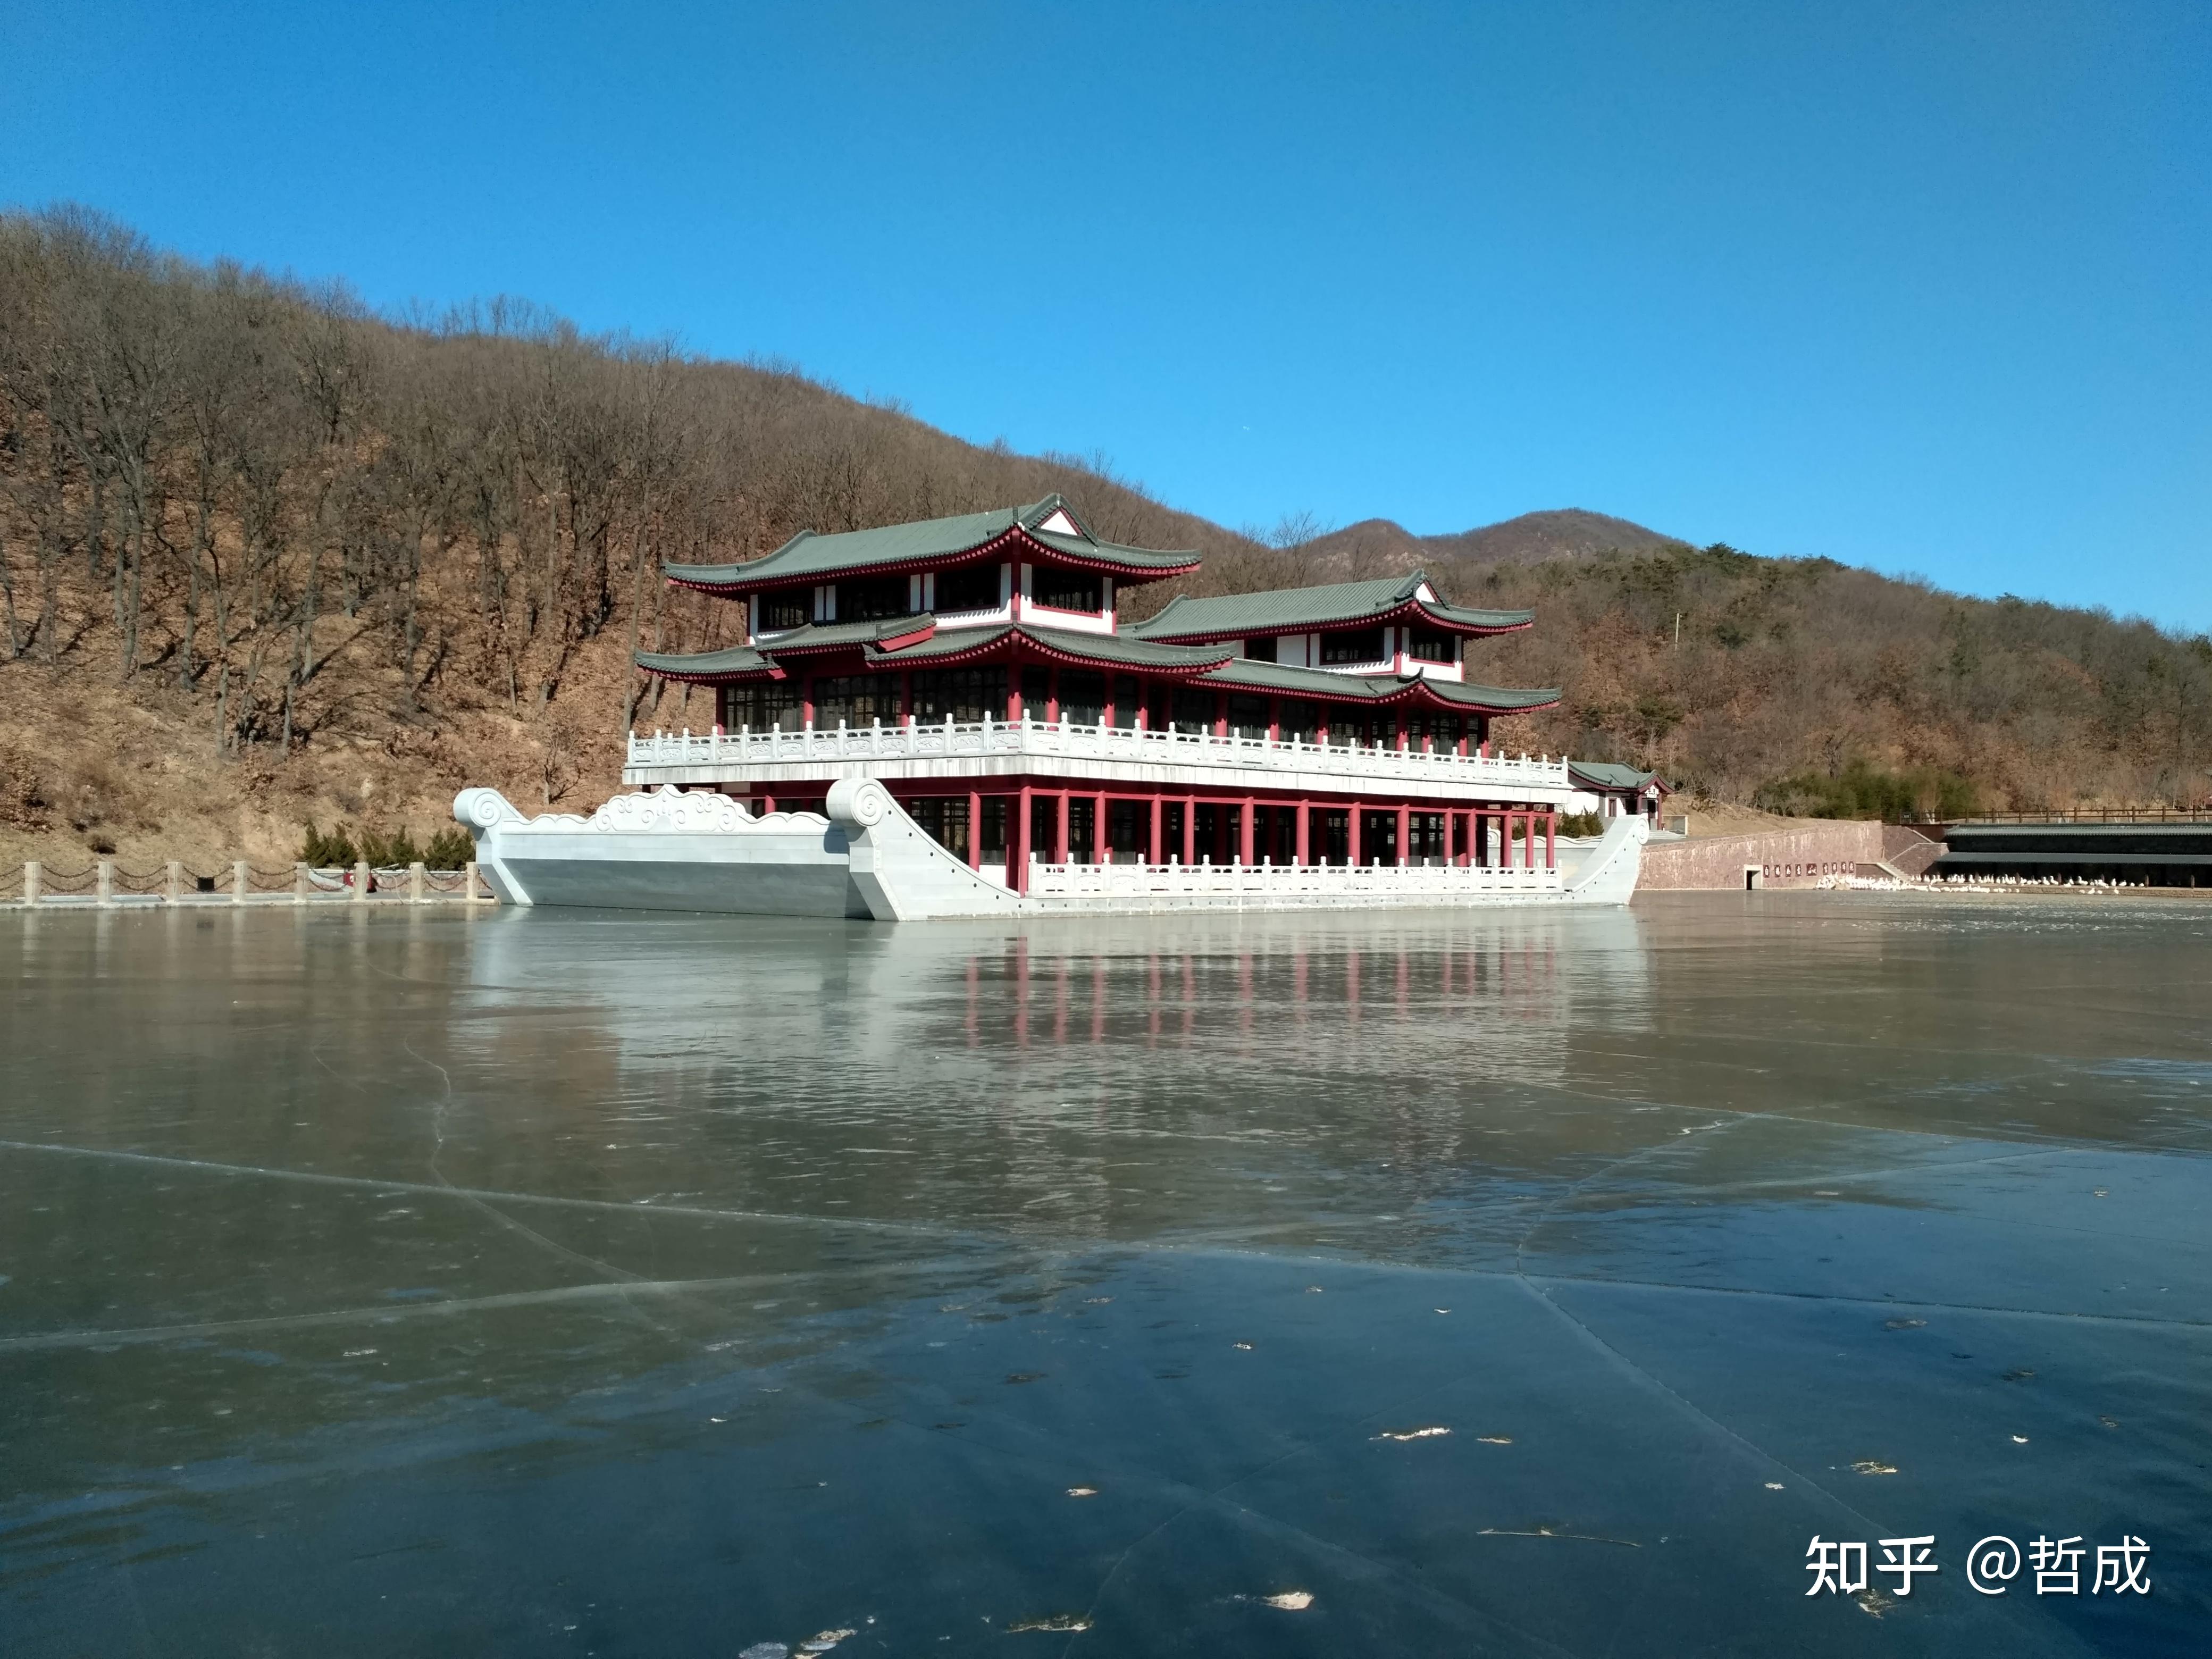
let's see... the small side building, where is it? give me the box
[1566,761,1672,824]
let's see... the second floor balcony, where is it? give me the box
[624,714,1574,800]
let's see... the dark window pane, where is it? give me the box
[1113,676,1141,728]
[1019,667,1050,716]
[1032,568,1103,612]
[1172,688,1217,734]
[1404,709,1467,750]
[810,674,895,728]
[1319,626,1385,665]
[1107,799,1144,859]
[725,680,805,732]
[1318,809,1350,866]
[1326,705,1389,748]
[1243,635,1278,663]
[759,587,811,631]
[908,797,969,859]
[1059,669,1106,726]
[911,667,1006,723]
[837,576,912,622]
[1280,699,1321,743]
[1406,627,1454,663]
[934,563,1001,614]
[1228,693,1269,739]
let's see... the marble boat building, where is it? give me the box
[456,498,1645,918]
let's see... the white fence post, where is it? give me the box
[295,862,312,902]
[166,860,184,902]
[465,860,486,902]
[232,860,249,903]
[409,861,426,902]
[24,861,40,906]
[96,859,114,904]
[352,859,371,902]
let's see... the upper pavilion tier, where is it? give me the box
[641,498,1562,721]
[1132,572,1531,644]
[664,495,1200,599]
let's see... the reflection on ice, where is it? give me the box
[2,894,2209,1655]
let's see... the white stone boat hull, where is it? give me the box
[455,781,1644,921]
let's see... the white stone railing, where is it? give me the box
[1027,857,1562,900]
[626,716,1571,790]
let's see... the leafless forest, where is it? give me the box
[3,207,2208,864]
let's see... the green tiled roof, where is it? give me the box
[633,643,773,681]
[874,623,1233,671]
[1206,657,1560,711]
[1568,760,1668,790]
[663,495,1199,590]
[1131,572,1532,639]
[748,616,935,652]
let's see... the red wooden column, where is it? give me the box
[1054,791,1070,864]
[1295,800,1310,865]
[1148,794,1163,865]
[1182,795,1196,865]
[1241,797,1255,865]
[1093,791,1108,865]
[1546,810,1557,870]
[1396,804,1411,867]
[1013,784,1032,892]
[968,789,982,870]
[1349,800,1363,867]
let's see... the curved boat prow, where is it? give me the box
[1561,813,1647,907]
[830,778,1029,921]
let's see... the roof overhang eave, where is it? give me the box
[663,525,1200,597]
[1142,597,1533,644]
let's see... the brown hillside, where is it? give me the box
[1298,507,1681,579]
[3,207,2209,875]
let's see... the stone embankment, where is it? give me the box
[1640,822,1941,891]
[2,859,490,909]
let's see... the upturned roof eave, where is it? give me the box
[1132,571,1534,641]
[867,623,1236,674]
[1141,598,1535,643]
[660,514,1200,595]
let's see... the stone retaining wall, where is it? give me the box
[1639,822,1889,890]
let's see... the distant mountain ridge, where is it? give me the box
[1294,508,1685,581]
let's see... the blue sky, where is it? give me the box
[4,2,2207,629]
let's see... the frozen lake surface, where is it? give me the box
[2,894,2207,1656]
